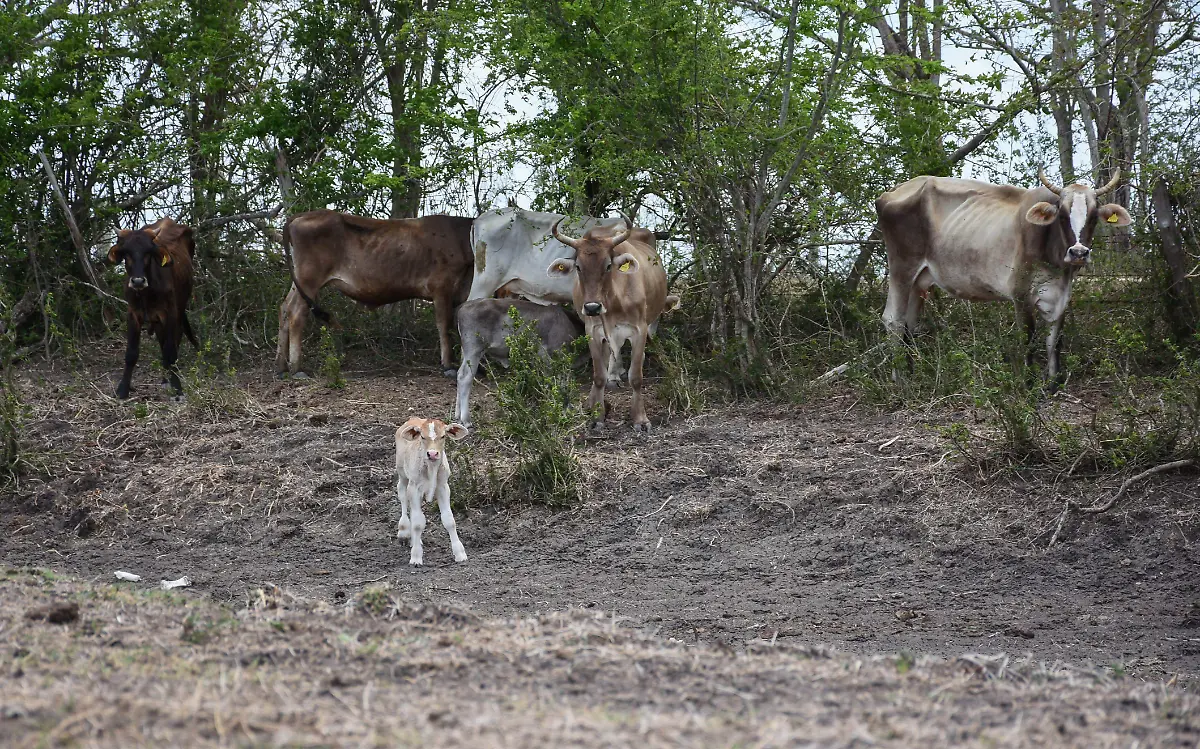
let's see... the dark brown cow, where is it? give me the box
[276,210,474,377]
[107,217,199,399]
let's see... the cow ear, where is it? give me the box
[399,423,423,442]
[613,252,639,273]
[664,294,681,312]
[1099,204,1131,227]
[445,423,469,441]
[181,226,196,258]
[107,244,122,263]
[1025,201,1059,225]
[546,258,574,277]
[157,244,174,266]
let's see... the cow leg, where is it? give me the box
[585,331,610,427]
[275,290,292,377]
[408,484,427,566]
[1045,315,1067,392]
[284,287,311,378]
[629,324,651,432]
[434,293,456,376]
[116,312,142,400]
[436,468,467,563]
[455,354,480,428]
[883,270,917,378]
[159,321,184,397]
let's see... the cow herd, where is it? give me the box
[105,168,1130,563]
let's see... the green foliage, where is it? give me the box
[317,326,346,389]
[489,307,587,507]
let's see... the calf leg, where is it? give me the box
[455,354,480,427]
[407,485,428,566]
[116,312,142,400]
[629,325,651,432]
[433,293,456,376]
[436,469,467,563]
[396,474,411,539]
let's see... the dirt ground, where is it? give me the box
[2,567,1195,747]
[3,343,1200,744]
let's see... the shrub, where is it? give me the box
[467,307,588,507]
[317,325,346,389]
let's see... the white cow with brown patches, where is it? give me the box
[395,417,469,566]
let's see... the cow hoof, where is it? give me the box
[290,371,311,381]
[409,557,423,567]
[454,551,468,563]
[633,422,651,434]
[275,371,288,380]
[170,395,185,404]
[442,368,457,378]
[605,379,622,391]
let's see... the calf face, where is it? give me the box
[398,418,467,464]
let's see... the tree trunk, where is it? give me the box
[1152,176,1198,339]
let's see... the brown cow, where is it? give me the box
[547,213,673,432]
[107,217,199,399]
[277,210,474,377]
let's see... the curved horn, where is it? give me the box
[551,217,581,250]
[1037,167,1062,195]
[610,211,633,248]
[1095,167,1122,197]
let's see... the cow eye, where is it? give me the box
[605,261,612,272]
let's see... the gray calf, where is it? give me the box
[454,299,583,427]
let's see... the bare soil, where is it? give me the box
[3,568,1196,747]
[3,344,1200,744]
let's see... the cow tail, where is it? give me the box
[283,219,331,323]
[181,313,199,349]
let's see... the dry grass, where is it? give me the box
[1,567,1195,748]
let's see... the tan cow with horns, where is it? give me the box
[547,213,676,432]
[876,168,1131,384]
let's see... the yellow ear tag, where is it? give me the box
[619,261,631,272]
[1106,213,1120,223]
[556,263,568,272]
[161,254,170,266]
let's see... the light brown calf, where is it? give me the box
[395,417,469,566]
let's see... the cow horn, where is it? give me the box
[611,211,633,248]
[1095,167,1122,197]
[551,217,581,250]
[1037,167,1062,195]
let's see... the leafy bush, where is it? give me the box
[464,307,588,507]
[317,325,345,389]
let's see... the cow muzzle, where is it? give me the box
[582,302,605,316]
[129,277,147,290]
[427,450,440,462]
[1066,245,1091,265]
